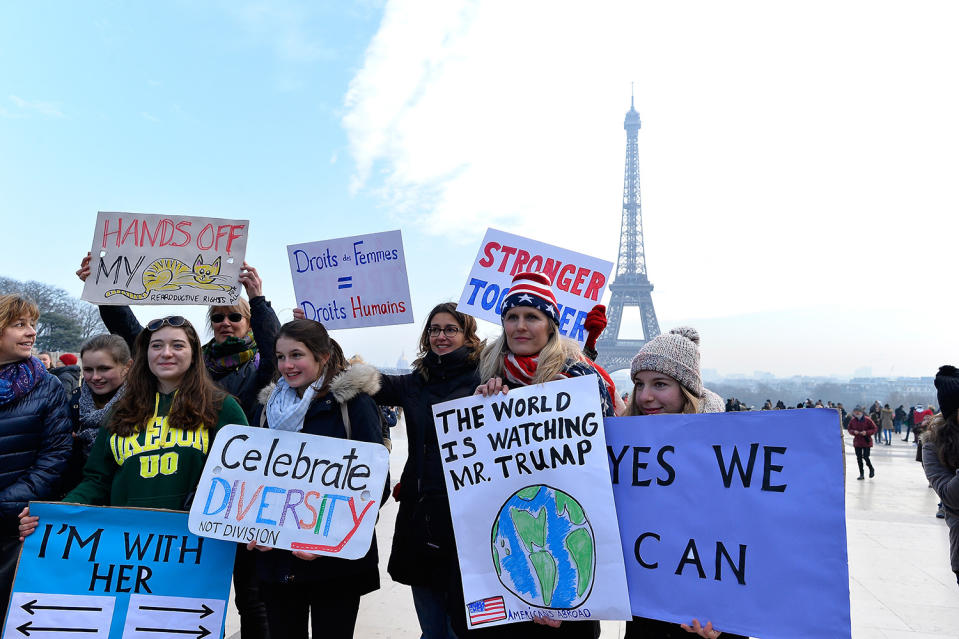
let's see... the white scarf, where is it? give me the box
[266,374,325,432]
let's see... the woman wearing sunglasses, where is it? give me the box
[19,316,247,527]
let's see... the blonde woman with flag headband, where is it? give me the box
[474,271,620,639]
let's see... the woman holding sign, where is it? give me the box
[373,301,485,639]
[475,272,617,639]
[252,318,383,639]
[623,328,743,639]
[18,316,246,515]
[77,252,276,638]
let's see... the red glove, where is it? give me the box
[584,304,607,351]
[392,481,402,502]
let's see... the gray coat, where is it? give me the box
[922,440,959,572]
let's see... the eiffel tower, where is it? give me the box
[596,94,661,371]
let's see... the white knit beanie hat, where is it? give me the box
[630,327,702,397]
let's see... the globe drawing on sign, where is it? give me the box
[491,485,595,608]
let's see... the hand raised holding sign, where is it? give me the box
[474,376,509,397]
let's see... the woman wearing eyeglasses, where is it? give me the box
[374,302,485,639]
[18,315,247,528]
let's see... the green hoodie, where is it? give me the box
[64,392,247,510]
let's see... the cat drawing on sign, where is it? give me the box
[105,254,234,300]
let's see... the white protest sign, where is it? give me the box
[82,211,249,306]
[432,376,631,628]
[457,228,614,343]
[287,229,414,329]
[188,425,389,560]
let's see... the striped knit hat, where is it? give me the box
[500,271,560,325]
[630,327,703,397]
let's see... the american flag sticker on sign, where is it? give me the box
[468,596,507,625]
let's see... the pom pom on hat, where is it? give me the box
[935,365,959,420]
[59,353,78,366]
[500,271,560,325]
[630,327,702,397]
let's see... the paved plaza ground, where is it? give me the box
[225,421,958,638]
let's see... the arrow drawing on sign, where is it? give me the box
[337,276,352,289]
[16,621,98,636]
[138,603,214,618]
[135,626,210,639]
[21,600,103,615]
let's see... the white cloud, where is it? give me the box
[9,95,64,118]
[342,0,959,375]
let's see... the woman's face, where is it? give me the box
[147,327,193,393]
[428,312,466,356]
[38,353,52,369]
[503,307,551,356]
[82,349,130,397]
[276,336,329,395]
[633,371,685,415]
[210,307,251,344]
[0,315,37,365]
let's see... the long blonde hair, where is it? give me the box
[479,328,583,385]
[626,383,701,416]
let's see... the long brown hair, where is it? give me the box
[110,318,225,436]
[412,302,484,376]
[926,413,959,472]
[275,319,347,396]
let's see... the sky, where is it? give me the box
[1,1,956,378]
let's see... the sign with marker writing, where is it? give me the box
[606,408,851,639]
[457,228,613,344]
[433,376,631,628]
[287,229,414,330]
[82,211,249,306]
[188,425,390,559]
[1,502,234,639]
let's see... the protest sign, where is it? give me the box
[606,408,850,639]
[456,228,614,344]
[433,376,631,628]
[287,229,413,330]
[1,502,234,639]
[188,425,390,559]
[82,211,249,306]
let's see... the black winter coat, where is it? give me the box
[51,365,81,394]
[375,347,479,588]
[98,296,279,420]
[255,364,383,596]
[0,370,72,537]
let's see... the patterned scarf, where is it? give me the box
[202,332,259,377]
[76,382,126,453]
[502,353,615,416]
[0,357,45,406]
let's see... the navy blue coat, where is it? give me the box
[0,371,72,537]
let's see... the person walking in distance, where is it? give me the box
[848,406,877,479]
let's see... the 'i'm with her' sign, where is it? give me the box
[457,228,613,344]
[287,229,413,330]
[433,376,631,628]
[82,211,249,306]
[188,425,389,559]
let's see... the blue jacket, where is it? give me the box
[0,371,72,537]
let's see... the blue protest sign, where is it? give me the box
[605,408,850,639]
[2,502,235,639]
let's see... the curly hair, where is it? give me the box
[926,413,959,472]
[109,319,225,437]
